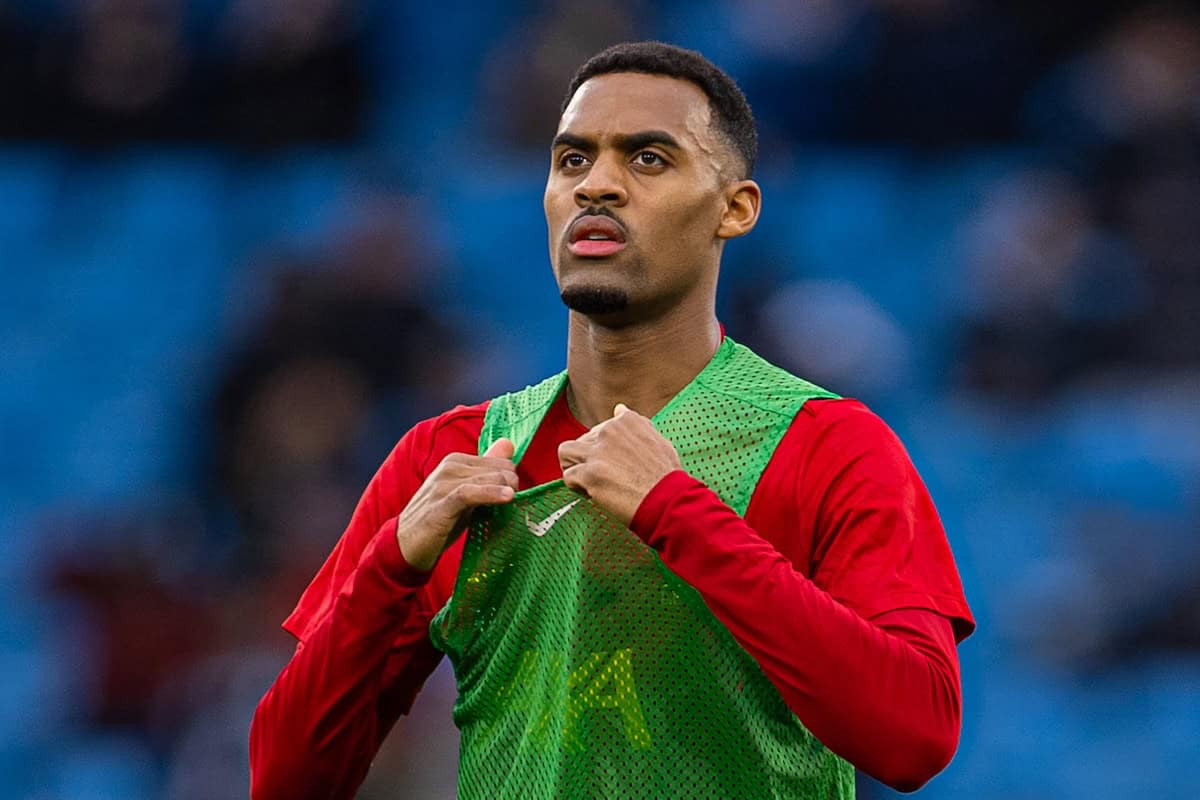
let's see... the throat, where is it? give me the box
[564,314,722,427]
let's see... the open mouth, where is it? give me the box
[567,215,627,257]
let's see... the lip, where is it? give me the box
[567,214,627,257]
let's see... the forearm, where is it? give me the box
[250,523,438,800]
[630,472,962,792]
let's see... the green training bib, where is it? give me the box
[429,338,854,799]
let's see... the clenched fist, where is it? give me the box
[396,438,518,572]
[558,404,684,525]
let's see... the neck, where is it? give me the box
[564,296,721,428]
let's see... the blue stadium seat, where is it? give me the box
[227,151,353,253]
[0,147,61,244]
[48,733,157,800]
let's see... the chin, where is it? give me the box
[560,284,631,315]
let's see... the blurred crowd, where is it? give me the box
[1,1,1198,798]
[0,0,367,146]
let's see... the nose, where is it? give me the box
[574,154,628,208]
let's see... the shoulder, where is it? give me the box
[280,400,490,642]
[363,401,492,514]
[713,341,838,414]
[788,397,905,455]
[767,397,920,499]
[781,402,974,639]
[391,400,491,477]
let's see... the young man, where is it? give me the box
[250,42,974,799]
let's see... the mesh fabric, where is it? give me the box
[430,339,854,799]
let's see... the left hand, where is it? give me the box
[558,404,684,525]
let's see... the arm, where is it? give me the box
[629,471,962,792]
[249,529,447,800]
[560,401,973,792]
[249,407,509,800]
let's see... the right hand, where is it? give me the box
[396,438,518,572]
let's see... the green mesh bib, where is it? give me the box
[429,339,854,799]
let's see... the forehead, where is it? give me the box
[558,72,713,143]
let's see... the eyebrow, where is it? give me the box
[551,129,683,154]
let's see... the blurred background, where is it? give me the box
[0,0,1198,797]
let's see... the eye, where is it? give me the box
[559,152,590,170]
[633,151,666,167]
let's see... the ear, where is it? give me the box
[716,180,761,240]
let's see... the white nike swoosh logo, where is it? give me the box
[527,498,582,537]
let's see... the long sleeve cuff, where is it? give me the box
[629,469,703,546]
[337,519,434,627]
[358,518,437,589]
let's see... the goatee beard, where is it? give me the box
[560,286,629,315]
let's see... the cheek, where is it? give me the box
[544,191,575,245]
[544,211,563,273]
[649,195,721,252]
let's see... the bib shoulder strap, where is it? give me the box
[478,371,569,461]
[476,340,838,467]
[700,340,840,414]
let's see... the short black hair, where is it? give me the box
[562,41,757,179]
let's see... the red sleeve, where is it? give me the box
[249,405,486,800]
[794,400,974,641]
[627,400,973,792]
[280,404,486,644]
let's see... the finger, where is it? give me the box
[447,470,519,490]
[439,451,515,474]
[440,456,517,478]
[483,438,515,459]
[614,402,629,417]
[582,415,621,442]
[558,439,588,470]
[450,482,515,509]
[561,463,592,495]
[472,456,518,472]
[573,424,602,443]
[431,471,518,515]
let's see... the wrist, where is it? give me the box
[372,519,435,587]
[629,469,697,542]
[396,538,436,574]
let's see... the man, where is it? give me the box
[250,42,973,799]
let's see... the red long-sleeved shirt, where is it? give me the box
[250,393,974,798]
